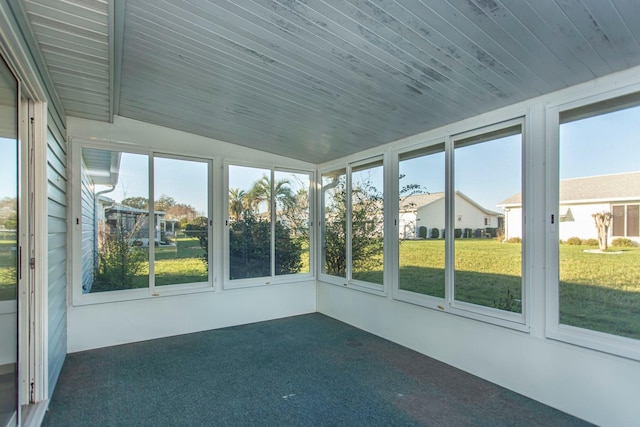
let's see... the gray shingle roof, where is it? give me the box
[498,171,640,206]
[399,193,445,211]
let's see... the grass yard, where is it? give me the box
[154,236,208,286]
[398,239,640,339]
[0,239,17,301]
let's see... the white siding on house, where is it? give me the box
[80,160,95,293]
[416,194,498,236]
[504,202,638,244]
[47,126,67,395]
[558,203,609,242]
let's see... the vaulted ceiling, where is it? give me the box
[19,0,640,162]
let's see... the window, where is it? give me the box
[453,124,523,316]
[154,156,210,286]
[556,95,640,344]
[78,147,212,296]
[397,143,445,298]
[612,204,639,237]
[227,165,311,283]
[321,158,384,289]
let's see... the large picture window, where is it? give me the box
[227,165,311,283]
[453,125,523,315]
[79,147,211,295]
[397,144,446,298]
[557,96,640,342]
[321,158,384,289]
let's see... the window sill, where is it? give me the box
[72,283,216,307]
[547,324,640,362]
[223,273,315,290]
[318,274,386,297]
[393,289,530,333]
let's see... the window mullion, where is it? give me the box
[149,153,155,293]
[346,164,353,282]
[444,136,454,307]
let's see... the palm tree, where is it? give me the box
[228,188,246,222]
[248,175,295,218]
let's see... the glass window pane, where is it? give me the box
[322,169,346,278]
[351,160,384,285]
[398,144,445,297]
[154,157,209,286]
[559,102,640,340]
[454,128,523,313]
[81,149,149,292]
[0,54,18,425]
[229,165,271,279]
[274,171,310,275]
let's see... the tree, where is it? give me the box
[185,216,209,267]
[593,211,612,251]
[323,174,383,277]
[0,197,17,230]
[228,188,246,222]
[165,203,198,223]
[247,175,295,216]
[154,194,176,212]
[120,196,148,210]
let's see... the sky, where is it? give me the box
[0,138,17,201]
[2,105,639,213]
[400,104,640,210]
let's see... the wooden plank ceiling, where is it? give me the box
[21,0,640,163]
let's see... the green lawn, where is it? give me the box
[0,239,17,301]
[398,239,640,339]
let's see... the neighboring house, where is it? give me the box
[399,191,502,239]
[498,172,640,244]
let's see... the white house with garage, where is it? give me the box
[498,172,640,244]
[399,191,502,239]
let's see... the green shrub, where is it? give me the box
[485,227,497,238]
[566,236,582,245]
[95,218,146,291]
[464,228,472,238]
[506,237,522,243]
[612,238,635,248]
[582,238,599,247]
[454,228,462,238]
[418,226,427,239]
[430,228,439,239]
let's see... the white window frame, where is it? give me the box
[391,138,447,309]
[319,155,386,295]
[223,161,315,290]
[546,85,640,361]
[71,140,216,306]
[391,118,530,332]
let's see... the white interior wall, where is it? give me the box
[66,116,317,352]
[317,283,639,427]
[68,281,316,352]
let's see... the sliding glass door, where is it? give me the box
[0,55,19,426]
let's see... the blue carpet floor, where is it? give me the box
[42,314,591,426]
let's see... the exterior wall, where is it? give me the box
[46,126,67,394]
[504,202,640,244]
[398,211,416,238]
[80,159,95,293]
[503,207,522,241]
[558,202,609,241]
[415,195,498,236]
